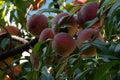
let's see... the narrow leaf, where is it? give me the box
[94,61,120,80]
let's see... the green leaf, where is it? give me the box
[48,2,55,8]
[0,8,5,19]
[0,70,4,80]
[36,8,62,14]
[0,1,5,8]
[74,68,91,80]
[91,40,110,53]
[99,54,120,60]
[63,3,74,12]
[41,66,54,80]
[56,59,68,78]
[0,37,10,49]
[108,43,116,53]
[26,71,39,80]
[68,59,93,77]
[79,43,91,53]
[33,42,45,55]
[115,44,120,53]
[107,0,120,18]
[94,61,120,80]
[83,17,99,29]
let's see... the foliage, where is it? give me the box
[0,0,120,80]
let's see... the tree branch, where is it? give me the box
[11,35,28,44]
[0,37,39,61]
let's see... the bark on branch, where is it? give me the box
[0,37,39,61]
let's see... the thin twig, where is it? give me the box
[25,4,32,18]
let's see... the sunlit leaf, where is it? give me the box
[0,1,5,8]
[36,8,62,14]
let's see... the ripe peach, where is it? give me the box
[76,27,83,36]
[27,0,45,10]
[39,28,54,41]
[52,32,76,56]
[53,12,78,36]
[53,12,77,26]
[81,45,97,57]
[1,26,20,36]
[75,14,85,26]
[53,12,69,25]
[26,14,48,35]
[77,2,99,22]
[73,0,87,6]
[77,28,98,47]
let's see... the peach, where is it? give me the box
[77,2,99,23]
[26,14,48,35]
[53,12,78,36]
[77,28,98,47]
[39,28,54,41]
[1,26,20,36]
[53,12,69,25]
[53,12,77,26]
[52,32,76,56]
[73,0,87,6]
[75,14,85,26]
[76,27,83,36]
[81,45,97,57]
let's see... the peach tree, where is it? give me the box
[0,0,120,80]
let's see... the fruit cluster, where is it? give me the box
[0,1,105,70]
[0,0,119,79]
[0,1,104,70]
[26,1,105,62]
